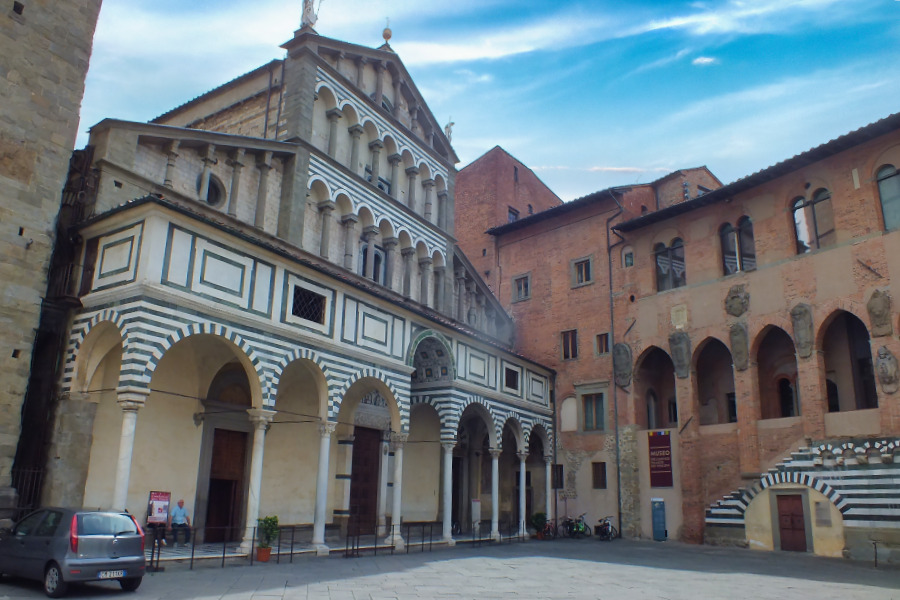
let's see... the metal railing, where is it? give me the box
[343,514,396,558]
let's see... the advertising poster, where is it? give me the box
[648,431,673,487]
[147,491,171,524]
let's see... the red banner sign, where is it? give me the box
[147,491,171,524]
[648,432,673,488]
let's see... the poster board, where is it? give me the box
[648,431,673,487]
[147,491,171,525]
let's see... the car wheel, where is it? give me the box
[44,562,68,598]
[119,576,142,592]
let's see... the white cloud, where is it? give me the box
[692,56,719,65]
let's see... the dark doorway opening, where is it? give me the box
[205,429,247,543]
[349,427,381,534]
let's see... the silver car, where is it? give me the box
[0,508,146,597]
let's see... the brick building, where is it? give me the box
[0,1,102,521]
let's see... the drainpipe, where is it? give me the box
[605,190,626,536]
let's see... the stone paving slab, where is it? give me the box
[0,538,897,599]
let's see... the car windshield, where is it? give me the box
[78,513,137,535]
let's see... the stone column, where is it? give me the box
[318,200,336,259]
[544,456,553,521]
[226,148,245,217]
[442,442,455,544]
[465,280,477,325]
[387,432,408,547]
[199,144,216,203]
[362,225,379,280]
[326,108,343,158]
[456,268,467,322]
[342,214,359,270]
[241,408,276,551]
[377,432,390,536]
[163,140,180,189]
[254,152,273,229]
[388,154,402,201]
[111,390,148,511]
[368,140,384,184]
[422,178,435,223]
[382,236,399,292]
[419,257,433,307]
[433,266,445,313]
[437,190,449,229]
[410,105,420,136]
[476,294,487,330]
[348,124,365,175]
[517,452,528,536]
[392,77,403,118]
[405,166,419,212]
[355,56,367,88]
[312,420,336,553]
[374,61,385,106]
[490,449,500,541]
[401,247,416,298]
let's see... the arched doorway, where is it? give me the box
[634,347,677,430]
[756,327,799,419]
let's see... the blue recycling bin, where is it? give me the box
[651,498,667,541]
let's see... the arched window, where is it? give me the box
[877,164,900,230]
[359,244,386,284]
[654,238,686,292]
[720,217,756,274]
[792,188,835,254]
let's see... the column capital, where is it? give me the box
[544,455,553,465]
[489,448,502,459]
[388,153,402,165]
[476,293,486,307]
[382,236,399,249]
[368,139,384,151]
[437,190,449,200]
[326,108,343,121]
[455,267,467,280]
[390,432,408,449]
[441,442,456,453]
[348,124,365,137]
[257,150,274,170]
[227,147,246,168]
[422,178,435,189]
[165,139,180,155]
[432,264,446,274]
[405,166,419,177]
[247,408,276,428]
[318,420,337,437]
[362,224,380,239]
[373,60,385,73]
[356,56,367,66]
[317,199,336,212]
[202,144,217,164]
[341,213,359,226]
[401,246,416,258]
[117,388,149,406]
[516,451,529,462]
[418,256,433,267]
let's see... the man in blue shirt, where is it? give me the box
[169,499,191,546]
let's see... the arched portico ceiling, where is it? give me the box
[501,416,525,453]
[410,395,457,442]
[456,397,499,448]
[274,347,330,421]
[335,368,406,433]
[406,329,455,373]
[526,422,553,454]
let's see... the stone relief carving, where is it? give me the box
[867,290,893,337]
[729,322,749,371]
[613,343,633,387]
[790,303,814,359]
[668,331,691,379]
[876,346,899,394]
[725,284,750,317]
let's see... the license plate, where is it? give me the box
[98,570,125,579]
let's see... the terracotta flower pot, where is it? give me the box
[257,546,272,562]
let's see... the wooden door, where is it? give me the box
[206,429,247,542]
[349,427,381,534]
[777,494,807,552]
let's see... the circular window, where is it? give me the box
[197,174,226,208]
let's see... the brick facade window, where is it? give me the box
[508,206,519,223]
[552,464,564,489]
[562,329,578,360]
[792,188,835,254]
[592,461,607,489]
[583,392,604,430]
[654,238,686,291]
[622,246,634,268]
[504,366,520,391]
[877,164,900,230]
[571,256,593,287]
[720,216,756,274]
[513,274,530,302]
[596,333,610,355]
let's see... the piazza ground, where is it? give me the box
[0,539,897,599]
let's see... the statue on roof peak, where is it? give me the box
[302,0,319,28]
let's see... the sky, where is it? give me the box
[77,0,900,201]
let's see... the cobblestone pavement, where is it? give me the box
[1,538,897,599]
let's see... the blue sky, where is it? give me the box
[78,0,900,201]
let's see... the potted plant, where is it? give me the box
[529,512,547,539]
[256,516,279,562]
